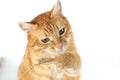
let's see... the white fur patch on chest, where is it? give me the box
[33,63,79,80]
[51,64,80,79]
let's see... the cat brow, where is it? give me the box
[43,26,50,36]
[43,22,58,37]
[48,23,57,34]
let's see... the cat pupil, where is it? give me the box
[41,38,50,43]
[59,28,65,36]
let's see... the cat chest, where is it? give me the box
[33,63,79,79]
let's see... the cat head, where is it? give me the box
[19,0,73,54]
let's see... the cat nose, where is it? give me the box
[56,43,63,49]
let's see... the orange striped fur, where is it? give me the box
[18,1,81,80]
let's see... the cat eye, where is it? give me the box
[59,28,65,36]
[41,38,50,43]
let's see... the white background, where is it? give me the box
[0,0,120,80]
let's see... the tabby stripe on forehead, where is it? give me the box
[43,22,54,35]
[50,22,59,32]
[43,23,51,35]
[43,26,50,36]
[48,22,59,35]
[48,23,57,34]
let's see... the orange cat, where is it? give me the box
[18,0,81,80]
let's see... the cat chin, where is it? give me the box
[43,46,67,55]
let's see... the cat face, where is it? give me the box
[32,17,72,54]
[19,0,72,54]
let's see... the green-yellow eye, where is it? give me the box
[41,38,50,43]
[59,28,65,36]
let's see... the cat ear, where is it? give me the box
[19,22,37,34]
[50,0,63,17]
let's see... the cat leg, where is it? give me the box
[55,53,81,71]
